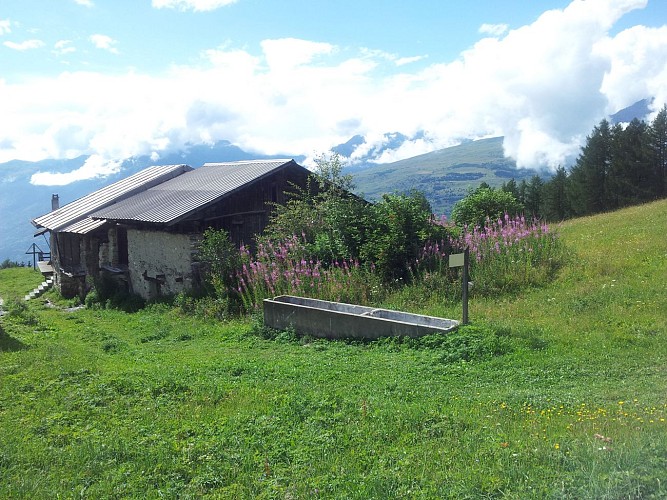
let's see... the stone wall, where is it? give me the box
[127,229,200,300]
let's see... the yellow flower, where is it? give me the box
[554,443,560,450]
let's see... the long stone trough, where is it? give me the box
[263,295,459,339]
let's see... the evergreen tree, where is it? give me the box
[501,178,519,199]
[524,175,543,217]
[568,119,613,215]
[517,179,528,206]
[542,166,569,221]
[647,104,667,198]
[608,119,652,208]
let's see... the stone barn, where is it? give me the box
[31,159,312,300]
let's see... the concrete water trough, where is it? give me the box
[263,295,459,340]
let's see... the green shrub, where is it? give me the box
[452,186,524,228]
[361,191,443,282]
[198,228,242,299]
[0,259,26,270]
[263,151,370,264]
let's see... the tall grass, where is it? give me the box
[461,213,566,295]
[221,214,566,312]
[411,213,567,299]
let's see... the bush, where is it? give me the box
[361,191,451,282]
[198,228,244,313]
[263,151,370,264]
[452,187,524,228]
[461,213,567,295]
[0,259,26,270]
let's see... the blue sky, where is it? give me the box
[1,0,667,184]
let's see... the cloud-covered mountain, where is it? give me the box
[2,1,666,181]
[609,98,653,124]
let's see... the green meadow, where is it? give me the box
[1,200,666,498]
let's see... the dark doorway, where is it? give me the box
[117,227,128,265]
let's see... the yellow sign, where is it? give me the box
[449,253,465,268]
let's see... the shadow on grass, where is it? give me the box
[0,324,27,352]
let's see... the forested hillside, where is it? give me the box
[503,105,667,221]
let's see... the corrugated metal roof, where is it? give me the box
[58,217,107,235]
[32,164,192,232]
[91,159,300,225]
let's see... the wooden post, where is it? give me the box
[462,247,469,325]
[448,249,470,325]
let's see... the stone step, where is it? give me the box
[24,279,54,301]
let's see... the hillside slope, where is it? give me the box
[1,200,666,497]
[352,137,543,215]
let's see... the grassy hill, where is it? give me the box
[1,199,666,497]
[352,137,543,215]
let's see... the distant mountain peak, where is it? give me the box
[610,98,653,124]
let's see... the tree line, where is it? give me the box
[498,104,667,221]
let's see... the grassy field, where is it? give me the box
[0,200,666,498]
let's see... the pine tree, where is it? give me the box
[647,104,667,198]
[542,166,569,221]
[518,179,528,206]
[568,119,613,215]
[608,118,652,208]
[501,178,519,199]
[524,175,543,217]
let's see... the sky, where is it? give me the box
[1,0,666,185]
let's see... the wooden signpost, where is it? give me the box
[449,248,470,325]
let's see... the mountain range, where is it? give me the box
[0,100,652,263]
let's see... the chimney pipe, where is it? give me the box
[51,194,59,211]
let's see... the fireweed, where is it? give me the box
[461,214,565,294]
[224,214,564,312]
[233,234,381,311]
[414,213,566,297]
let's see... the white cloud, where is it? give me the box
[395,55,427,67]
[0,19,11,35]
[73,0,94,7]
[89,34,118,54]
[151,0,237,12]
[3,39,44,51]
[260,38,335,70]
[1,0,666,186]
[595,24,667,114]
[479,23,509,37]
[31,155,121,185]
[54,40,76,56]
